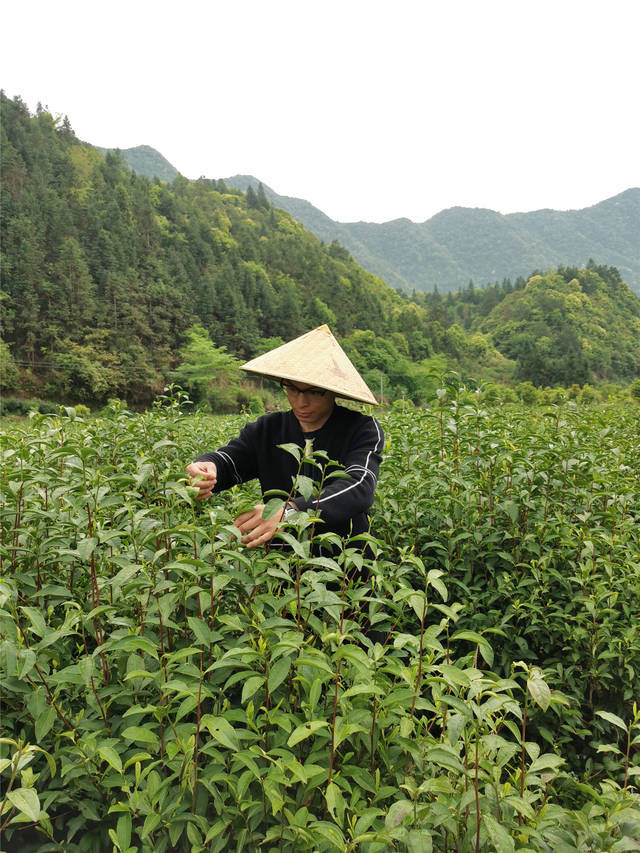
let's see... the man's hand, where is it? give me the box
[233,503,285,549]
[185,460,217,500]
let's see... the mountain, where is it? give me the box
[2,95,638,408]
[0,95,421,406]
[105,151,639,297]
[225,177,640,296]
[96,144,180,182]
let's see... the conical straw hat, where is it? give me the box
[241,325,378,405]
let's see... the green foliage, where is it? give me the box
[405,265,640,390]
[377,395,640,767]
[1,399,639,850]
[515,381,540,405]
[170,325,242,411]
[0,93,408,406]
[43,337,124,402]
[0,339,19,390]
[343,333,450,405]
[246,395,265,415]
[224,177,640,295]
[0,397,58,416]
[479,266,640,387]
[1,93,638,410]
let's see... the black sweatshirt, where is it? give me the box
[196,404,384,538]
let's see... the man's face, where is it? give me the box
[282,381,336,432]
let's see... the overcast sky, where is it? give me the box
[2,0,639,223]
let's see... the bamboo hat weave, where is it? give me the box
[241,325,378,405]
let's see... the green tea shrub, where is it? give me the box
[579,383,597,404]
[478,383,501,404]
[539,386,566,405]
[0,397,60,416]
[478,383,519,405]
[515,382,540,404]
[0,396,29,415]
[378,395,640,776]
[102,398,130,413]
[391,397,415,412]
[247,394,265,415]
[1,399,639,851]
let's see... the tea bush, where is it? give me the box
[1,394,639,851]
[0,398,58,417]
[376,397,640,747]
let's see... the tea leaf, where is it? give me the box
[201,716,240,751]
[385,799,412,830]
[528,753,565,773]
[117,812,132,851]
[287,720,329,747]
[407,829,433,853]
[35,706,56,742]
[77,537,98,560]
[438,663,471,688]
[7,787,40,821]
[596,710,627,731]
[121,726,160,747]
[20,606,47,637]
[325,782,345,827]
[97,745,123,774]
[527,674,551,711]
[267,656,291,694]
[483,813,515,853]
[241,676,263,704]
[424,745,466,774]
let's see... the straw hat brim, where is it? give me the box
[241,325,379,406]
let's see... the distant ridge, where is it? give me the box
[96,144,180,182]
[225,178,640,295]
[106,147,639,295]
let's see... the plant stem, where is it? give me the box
[474,735,481,853]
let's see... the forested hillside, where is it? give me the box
[408,264,640,388]
[479,265,640,386]
[0,94,421,405]
[95,144,179,183]
[91,149,640,296]
[226,176,640,295]
[1,94,639,409]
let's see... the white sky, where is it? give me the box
[2,0,639,223]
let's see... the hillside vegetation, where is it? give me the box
[408,264,640,388]
[226,176,640,295]
[478,266,640,386]
[0,94,406,405]
[95,144,179,183]
[1,93,639,410]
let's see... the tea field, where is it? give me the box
[1,393,640,851]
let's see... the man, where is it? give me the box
[186,325,383,550]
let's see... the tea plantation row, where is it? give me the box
[1,393,639,851]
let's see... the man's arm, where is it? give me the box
[187,419,262,497]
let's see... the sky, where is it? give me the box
[2,0,639,224]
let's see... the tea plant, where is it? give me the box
[1,397,639,851]
[378,394,640,774]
